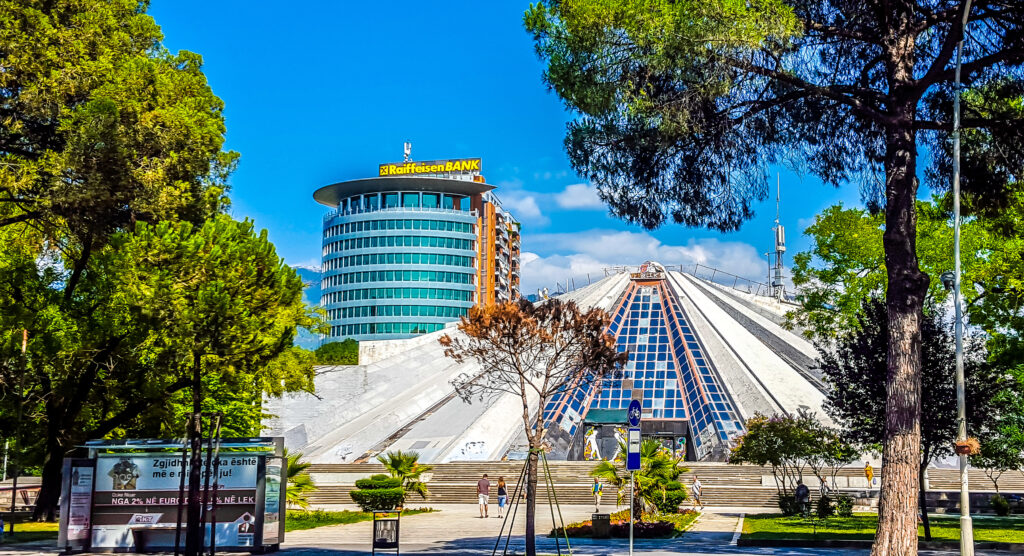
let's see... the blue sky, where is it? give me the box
[149,0,864,295]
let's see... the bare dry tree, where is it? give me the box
[439,298,626,556]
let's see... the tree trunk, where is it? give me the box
[525,448,538,556]
[871,16,929,545]
[32,439,64,522]
[32,400,68,521]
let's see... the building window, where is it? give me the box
[422,193,439,208]
[384,193,400,208]
[402,193,419,208]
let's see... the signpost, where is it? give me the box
[626,399,642,556]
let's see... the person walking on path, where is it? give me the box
[691,476,704,510]
[496,477,507,518]
[477,473,491,518]
[864,462,875,491]
[592,477,604,512]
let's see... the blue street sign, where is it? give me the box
[627,399,642,427]
[626,427,641,471]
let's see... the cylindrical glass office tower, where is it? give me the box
[315,176,491,340]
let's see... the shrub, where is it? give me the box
[354,475,401,489]
[349,487,405,512]
[816,494,835,518]
[778,497,801,516]
[654,489,688,514]
[836,495,854,517]
[991,494,1010,516]
[350,473,405,511]
[664,480,683,491]
[610,520,675,538]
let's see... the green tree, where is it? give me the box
[315,339,359,365]
[0,216,320,520]
[788,200,990,336]
[970,366,1024,494]
[729,412,818,501]
[376,450,434,503]
[0,0,240,521]
[590,438,689,516]
[285,450,317,510]
[816,299,1008,538]
[805,424,861,494]
[440,299,627,556]
[525,2,1023,551]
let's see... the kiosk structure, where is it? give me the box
[58,438,285,553]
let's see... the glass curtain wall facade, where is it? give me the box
[542,266,744,460]
[319,187,479,340]
[315,172,519,342]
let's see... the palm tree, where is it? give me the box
[285,450,317,509]
[590,438,688,516]
[376,450,434,503]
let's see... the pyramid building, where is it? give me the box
[263,262,829,463]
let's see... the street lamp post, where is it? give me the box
[952,1,975,554]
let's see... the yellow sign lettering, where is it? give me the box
[378,158,482,177]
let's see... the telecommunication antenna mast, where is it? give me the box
[770,175,786,299]
[403,141,412,162]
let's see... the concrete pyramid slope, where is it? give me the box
[263,262,829,463]
[263,327,524,464]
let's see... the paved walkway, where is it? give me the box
[280,504,999,555]
[0,505,1012,555]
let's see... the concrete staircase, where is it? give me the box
[306,461,1024,509]
[309,462,812,508]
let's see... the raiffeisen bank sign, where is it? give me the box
[378,158,482,177]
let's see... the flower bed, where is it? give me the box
[551,508,699,538]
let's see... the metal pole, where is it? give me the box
[952,2,975,553]
[208,414,223,556]
[2,440,7,482]
[9,329,27,535]
[629,470,634,556]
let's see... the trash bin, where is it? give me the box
[591,513,610,539]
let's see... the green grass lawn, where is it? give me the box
[742,513,1024,543]
[285,508,436,532]
[0,521,59,544]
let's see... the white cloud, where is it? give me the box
[502,194,549,225]
[554,183,604,210]
[519,229,767,295]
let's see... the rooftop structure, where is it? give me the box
[314,156,519,341]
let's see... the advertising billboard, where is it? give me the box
[89,454,259,550]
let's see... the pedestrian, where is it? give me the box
[691,476,704,509]
[795,480,810,516]
[477,473,490,518]
[864,462,875,490]
[819,478,830,500]
[496,476,507,518]
[592,477,603,512]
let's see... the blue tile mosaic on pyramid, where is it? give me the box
[543,278,745,459]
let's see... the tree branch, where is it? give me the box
[804,18,880,45]
[724,57,892,126]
